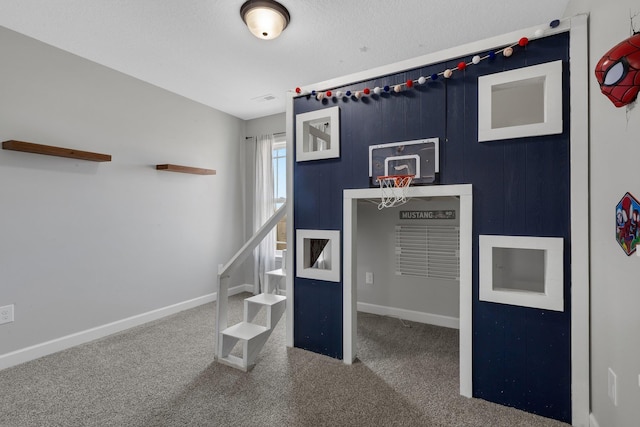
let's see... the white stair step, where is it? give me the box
[245,293,286,306]
[266,268,286,277]
[221,322,268,340]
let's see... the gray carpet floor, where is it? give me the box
[0,293,570,426]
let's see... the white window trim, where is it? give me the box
[478,60,563,142]
[479,235,564,311]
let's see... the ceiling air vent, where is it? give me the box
[251,94,277,102]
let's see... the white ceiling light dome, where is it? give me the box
[240,0,290,40]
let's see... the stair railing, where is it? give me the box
[215,203,286,360]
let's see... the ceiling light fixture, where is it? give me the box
[240,0,290,40]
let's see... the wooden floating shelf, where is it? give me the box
[2,140,112,162]
[156,164,216,175]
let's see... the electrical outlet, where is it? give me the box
[608,368,617,406]
[365,272,374,285]
[0,304,14,325]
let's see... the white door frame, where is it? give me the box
[343,184,473,397]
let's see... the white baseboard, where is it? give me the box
[357,302,459,330]
[589,413,600,427]
[237,283,254,293]
[0,284,249,371]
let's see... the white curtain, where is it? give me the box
[253,134,276,294]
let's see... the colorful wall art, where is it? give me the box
[616,192,640,255]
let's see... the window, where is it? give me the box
[477,60,563,142]
[273,136,287,252]
[479,235,564,311]
[296,229,341,282]
[295,106,340,162]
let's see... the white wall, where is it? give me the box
[0,27,246,362]
[245,113,285,138]
[563,2,640,426]
[356,197,460,325]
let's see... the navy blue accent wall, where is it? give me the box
[293,33,571,422]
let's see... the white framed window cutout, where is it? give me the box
[479,235,564,311]
[296,106,340,161]
[478,60,563,142]
[296,229,341,282]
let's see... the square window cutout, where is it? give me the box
[296,107,340,162]
[479,235,563,311]
[296,229,341,282]
[478,60,563,141]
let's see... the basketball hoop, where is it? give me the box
[377,174,413,209]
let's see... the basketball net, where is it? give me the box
[377,175,413,210]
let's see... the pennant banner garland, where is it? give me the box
[294,19,562,101]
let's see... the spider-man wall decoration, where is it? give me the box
[595,32,640,108]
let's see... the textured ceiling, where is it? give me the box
[0,0,570,120]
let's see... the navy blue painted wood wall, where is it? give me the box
[293,33,571,423]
